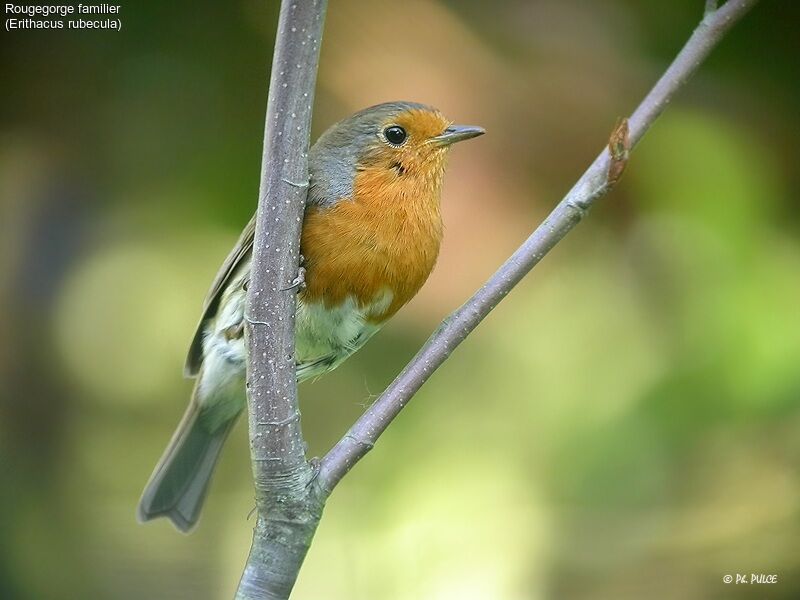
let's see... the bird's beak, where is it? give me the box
[430,125,485,147]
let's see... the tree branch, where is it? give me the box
[237,1,327,598]
[316,0,759,493]
[234,1,757,596]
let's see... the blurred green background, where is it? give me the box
[1,1,799,598]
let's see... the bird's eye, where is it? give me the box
[383,126,407,146]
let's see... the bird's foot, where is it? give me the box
[282,266,306,292]
[282,255,306,292]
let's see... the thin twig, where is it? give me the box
[316,0,760,493]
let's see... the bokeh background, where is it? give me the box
[2,1,799,598]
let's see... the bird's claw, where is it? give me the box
[282,266,306,292]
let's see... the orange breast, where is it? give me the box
[300,165,443,323]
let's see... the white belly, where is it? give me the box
[197,280,390,407]
[295,291,389,380]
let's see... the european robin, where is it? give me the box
[138,101,484,532]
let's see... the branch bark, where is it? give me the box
[316,0,759,491]
[237,1,327,598]
[236,0,757,597]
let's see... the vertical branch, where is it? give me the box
[237,1,327,598]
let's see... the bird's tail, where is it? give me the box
[137,388,236,533]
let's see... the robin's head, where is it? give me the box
[309,101,483,204]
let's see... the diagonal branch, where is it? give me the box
[316,0,759,492]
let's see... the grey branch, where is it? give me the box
[235,0,758,598]
[316,0,760,492]
[237,1,327,599]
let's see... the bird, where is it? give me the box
[137,101,484,532]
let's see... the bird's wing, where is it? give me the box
[184,215,255,377]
